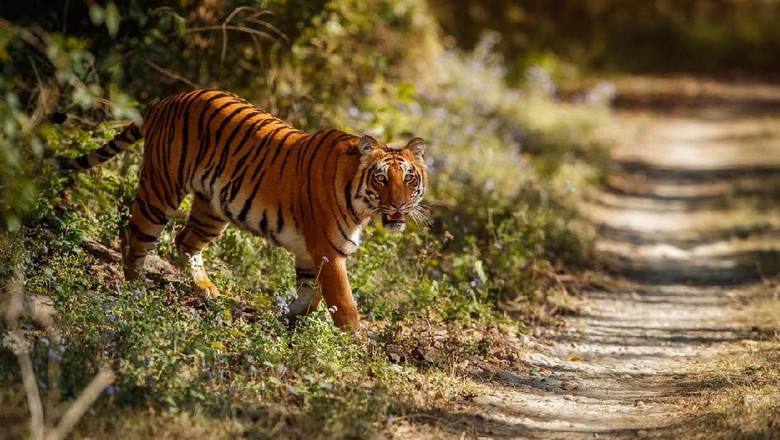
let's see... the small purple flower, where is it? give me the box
[48,348,63,362]
[105,385,120,396]
[103,303,111,311]
[287,385,297,396]
[133,289,143,298]
[107,314,116,322]
[275,295,289,315]
[249,365,257,374]
[39,337,50,346]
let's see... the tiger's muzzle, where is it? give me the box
[381,211,406,232]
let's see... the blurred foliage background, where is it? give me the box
[1,0,779,437]
[430,0,780,83]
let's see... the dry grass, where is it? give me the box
[664,283,780,439]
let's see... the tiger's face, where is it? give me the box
[358,136,428,233]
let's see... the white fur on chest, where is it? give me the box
[276,227,307,256]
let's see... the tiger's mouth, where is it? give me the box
[382,212,406,232]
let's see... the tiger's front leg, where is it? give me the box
[285,257,323,325]
[314,255,359,330]
[285,254,358,331]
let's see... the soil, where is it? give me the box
[392,78,780,439]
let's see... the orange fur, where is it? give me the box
[58,89,428,330]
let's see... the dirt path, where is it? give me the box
[401,80,780,439]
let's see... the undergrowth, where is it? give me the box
[1,2,615,438]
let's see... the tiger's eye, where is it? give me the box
[404,174,416,184]
[374,175,386,185]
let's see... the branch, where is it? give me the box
[44,368,115,440]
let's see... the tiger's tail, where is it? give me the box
[58,122,144,171]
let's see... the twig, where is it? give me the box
[45,332,62,430]
[18,348,45,440]
[44,368,115,440]
[179,25,277,42]
[141,59,199,89]
[3,264,45,440]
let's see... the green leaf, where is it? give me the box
[474,260,487,284]
[89,5,104,26]
[396,82,416,104]
[105,2,120,37]
[225,328,247,338]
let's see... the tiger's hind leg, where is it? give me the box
[175,196,228,299]
[123,174,182,282]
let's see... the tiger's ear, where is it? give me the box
[358,135,381,156]
[405,137,426,159]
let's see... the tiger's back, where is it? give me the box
[59,89,428,330]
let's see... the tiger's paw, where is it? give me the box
[193,279,220,299]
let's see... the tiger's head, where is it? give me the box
[357,135,429,233]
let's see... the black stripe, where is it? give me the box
[324,232,349,258]
[128,223,157,243]
[232,116,275,159]
[344,180,361,224]
[247,126,288,184]
[333,216,357,247]
[223,168,248,205]
[290,202,300,230]
[278,144,296,174]
[232,118,279,169]
[156,98,182,199]
[136,198,167,225]
[259,210,268,234]
[303,130,342,220]
[191,92,232,177]
[276,202,285,233]
[296,132,319,171]
[329,159,357,229]
[208,108,260,189]
[213,105,251,146]
[267,129,297,168]
[295,268,315,278]
[195,97,237,165]
[205,211,225,223]
[189,214,219,231]
[178,89,211,186]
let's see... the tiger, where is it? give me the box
[58,89,428,330]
